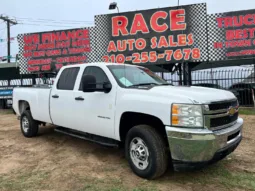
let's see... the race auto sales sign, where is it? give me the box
[208,9,255,61]
[95,3,208,64]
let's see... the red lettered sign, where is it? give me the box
[98,3,207,64]
[18,28,91,73]
[209,9,255,60]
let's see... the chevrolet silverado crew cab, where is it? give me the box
[12,63,243,179]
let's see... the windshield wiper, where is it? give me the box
[160,83,172,86]
[128,83,159,88]
[128,83,172,88]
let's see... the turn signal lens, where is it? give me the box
[172,104,179,115]
[172,115,179,125]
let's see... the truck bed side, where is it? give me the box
[13,87,52,123]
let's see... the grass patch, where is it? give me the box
[0,109,13,115]
[81,187,158,191]
[0,170,50,191]
[239,108,255,115]
[0,160,254,191]
[208,165,255,190]
[77,173,159,191]
[169,160,255,191]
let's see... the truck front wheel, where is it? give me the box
[125,125,168,179]
[20,110,39,138]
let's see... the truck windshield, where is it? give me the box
[107,65,168,87]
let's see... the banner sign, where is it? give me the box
[0,89,13,98]
[208,9,255,61]
[17,27,97,74]
[95,3,207,65]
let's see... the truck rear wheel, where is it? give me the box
[125,125,168,179]
[20,110,39,138]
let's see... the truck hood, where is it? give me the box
[149,86,236,104]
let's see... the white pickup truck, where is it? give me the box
[13,63,243,179]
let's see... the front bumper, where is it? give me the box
[166,118,243,171]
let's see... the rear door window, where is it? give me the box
[57,67,80,90]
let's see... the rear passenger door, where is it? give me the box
[50,67,80,128]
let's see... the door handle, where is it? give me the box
[75,96,84,101]
[52,95,59,98]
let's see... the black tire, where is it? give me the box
[125,125,168,179]
[20,110,39,138]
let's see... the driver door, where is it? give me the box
[73,66,116,139]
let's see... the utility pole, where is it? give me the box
[0,15,18,63]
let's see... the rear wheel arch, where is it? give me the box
[19,100,30,114]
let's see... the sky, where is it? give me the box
[1,0,255,60]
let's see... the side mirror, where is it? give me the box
[82,75,96,92]
[81,75,112,93]
[103,82,112,93]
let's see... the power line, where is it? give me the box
[7,16,94,29]
[17,19,94,24]
[16,19,94,25]
[0,15,17,25]
[14,17,93,23]
[20,23,92,28]
[60,19,93,23]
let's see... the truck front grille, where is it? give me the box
[210,112,238,128]
[208,100,238,111]
[204,99,239,131]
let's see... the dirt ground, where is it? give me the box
[0,111,254,191]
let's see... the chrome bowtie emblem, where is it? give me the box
[228,106,236,116]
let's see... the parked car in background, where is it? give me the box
[229,82,255,107]
[192,83,223,89]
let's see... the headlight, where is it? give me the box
[171,104,203,128]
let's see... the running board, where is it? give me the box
[54,127,119,148]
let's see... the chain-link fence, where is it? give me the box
[161,67,255,107]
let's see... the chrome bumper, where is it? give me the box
[166,118,243,163]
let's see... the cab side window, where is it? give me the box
[80,66,110,90]
[57,67,80,90]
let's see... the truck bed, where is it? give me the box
[13,87,52,124]
[31,84,52,89]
